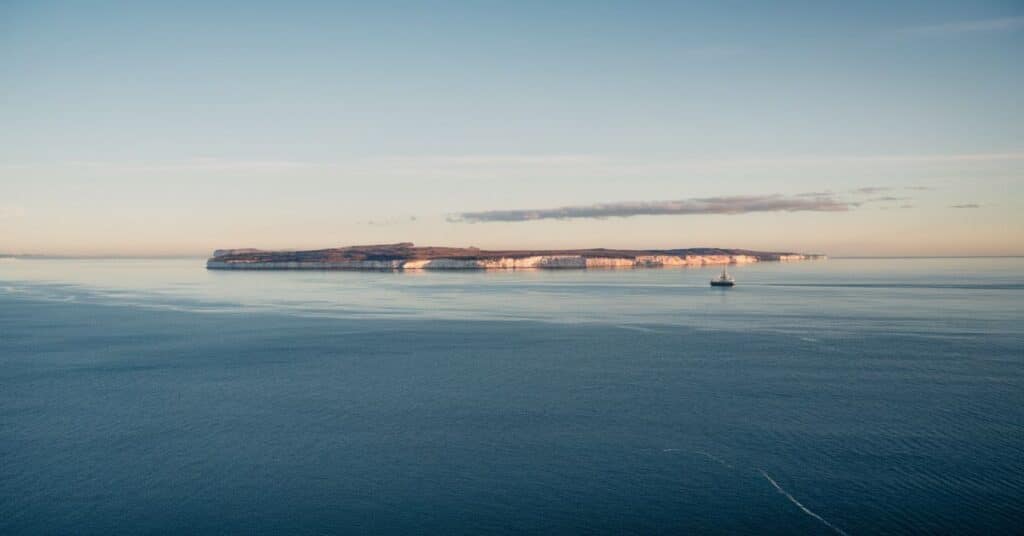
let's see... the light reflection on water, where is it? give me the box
[1,257,1021,337]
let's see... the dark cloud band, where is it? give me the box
[452,194,853,223]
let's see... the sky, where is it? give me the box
[1,0,1022,256]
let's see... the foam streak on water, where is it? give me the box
[760,470,850,536]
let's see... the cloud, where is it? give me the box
[949,203,981,209]
[905,186,935,191]
[364,215,418,226]
[368,154,603,168]
[851,187,892,195]
[865,196,912,203]
[747,152,1024,165]
[451,194,854,223]
[897,16,1024,37]
[36,158,314,174]
[851,186,892,194]
[4,151,1020,178]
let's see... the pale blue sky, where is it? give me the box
[2,1,1022,255]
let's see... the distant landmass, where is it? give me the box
[207,243,823,270]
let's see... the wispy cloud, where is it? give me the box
[851,187,892,195]
[949,203,981,209]
[70,158,312,173]
[451,194,853,223]
[905,186,935,191]
[865,196,912,203]
[897,16,1024,37]
[368,154,603,168]
[729,152,1024,165]
[879,203,916,211]
[363,215,418,226]
[3,151,1020,177]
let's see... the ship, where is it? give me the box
[710,267,735,287]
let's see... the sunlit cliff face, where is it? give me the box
[206,253,809,271]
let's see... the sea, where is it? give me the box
[1,257,1022,534]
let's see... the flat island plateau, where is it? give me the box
[206,243,823,270]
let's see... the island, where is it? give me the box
[207,243,823,270]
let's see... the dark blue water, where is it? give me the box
[1,258,1022,534]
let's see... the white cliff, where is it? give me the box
[207,253,815,270]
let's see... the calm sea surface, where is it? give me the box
[1,257,1022,534]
